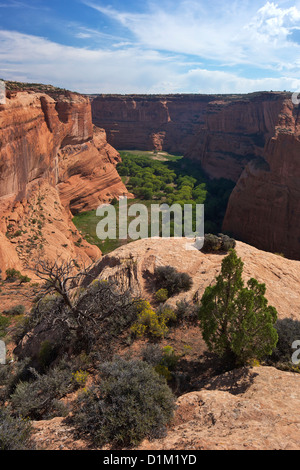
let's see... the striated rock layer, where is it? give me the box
[223,98,300,260]
[0,88,128,277]
[91,92,286,182]
[92,92,300,259]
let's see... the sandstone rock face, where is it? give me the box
[85,238,300,322]
[139,366,300,450]
[58,126,127,214]
[92,94,213,154]
[30,365,300,450]
[92,92,299,259]
[223,98,300,260]
[0,90,128,277]
[91,92,286,182]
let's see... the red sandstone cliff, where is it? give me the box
[223,98,300,260]
[0,87,128,278]
[92,92,299,259]
[91,94,212,155]
[91,92,287,182]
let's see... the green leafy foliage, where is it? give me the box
[0,315,10,338]
[0,408,34,450]
[155,288,169,303]
[70,358,175,447]
[117,152,235,234]
[131,300,175,339]
[5,269,31,284]
[202,233,236,253]
[154,266,193,296]
[198,249,278,365]
[10,361,76,420]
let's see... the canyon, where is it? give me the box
[1,83,300,451]
[0,85,128,278]
[92,92,300,260]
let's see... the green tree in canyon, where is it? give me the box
[198,249,278,366]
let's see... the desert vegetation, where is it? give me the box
[0,246,288,449]
[73,151,235,254]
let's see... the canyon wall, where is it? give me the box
[223,98,300,260]
[91,92,286,182]
[92,92,300,259]
[0,87,128,277]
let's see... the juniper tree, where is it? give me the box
[198,249,278,366]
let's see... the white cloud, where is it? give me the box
[0,29,178,93]
[1,2,300,93]
[85,0,300,71]
[1,28,300,94]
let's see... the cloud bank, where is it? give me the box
[1,0,300,93]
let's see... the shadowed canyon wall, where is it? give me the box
[91,92,300,259]
[0,87,128,277]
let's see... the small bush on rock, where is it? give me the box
[10,361,75,420]
[202,233,236,253]
[0,408,34,450]
[154,266,193,296]
[155,288,169,303]
[70,358,175,447]
[269,318,300,366]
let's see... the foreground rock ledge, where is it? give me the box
[31,366,300,450]
[139,366,300,451]
[86,238,300,322]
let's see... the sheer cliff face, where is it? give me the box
[91,94,212,155]
[223,98,300,260]
[0,90,128,277]
[92,92,299,259]
[91,93,286,182]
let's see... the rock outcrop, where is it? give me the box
[30,366,300,450]
[223,98,300,260]
[84,238,300,322]
[0,87,128,277]
[28,237,300,450]
[138,366,300,450]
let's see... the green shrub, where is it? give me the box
[154,266,193,296]
[70,358,175,447]
[131,301,176,339]
[10,362,75,420]
[3,304,25,316]
[269,319,300,365]
[201,233,236,253]
[199,249,278,366]
[155,288,169,303]
[5,269,30,284]
[38,340,58,370]
[72,370,89,388]
[131,300,169,339]
[158,306,177,324]
[0,408,34,450]
[0,315,10,338]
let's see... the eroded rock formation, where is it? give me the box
[84,238,300,322]
[91,92,287,181]
[0,88,128,277]
[223,98,300,259]
[92,92,300,258]
[139,366,300,450]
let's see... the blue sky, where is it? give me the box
[1,0,300,93]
